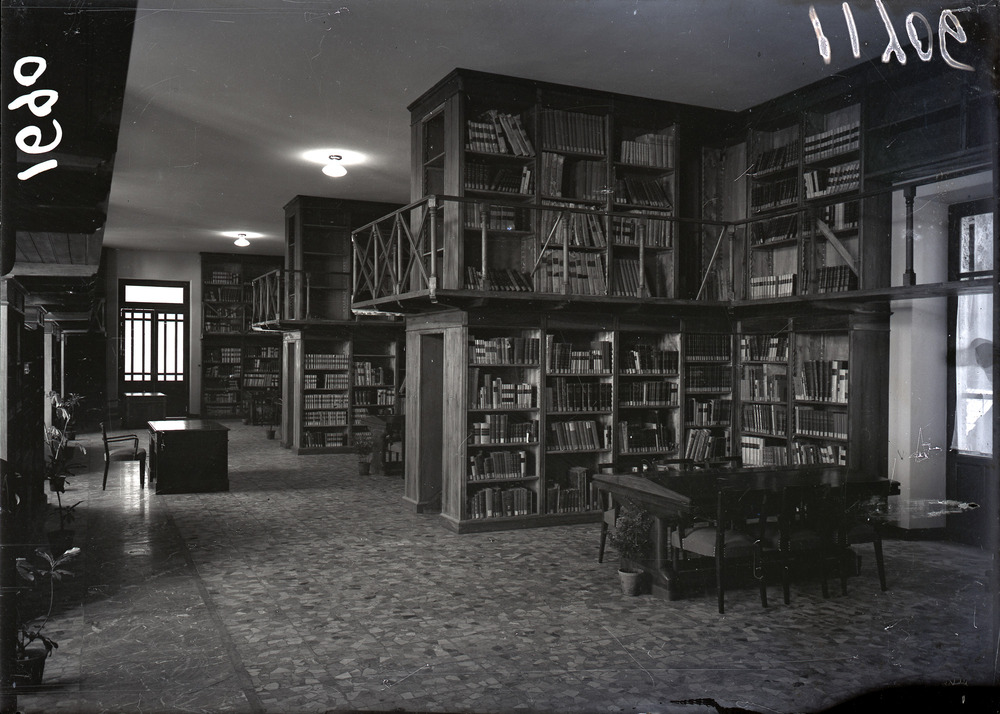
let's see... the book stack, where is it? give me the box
[686,333,731,361]
[614,175,673,208]
[686,397,732,426]
[546,466,597,513]
[468,485,535,519]
[620,380,678,406]
[304,353,349,370]
[740,335,789,362]
[684,428,727,462]
[803,160,860,199]
[465,267,534,292]
[803,120,860,162]
[610,258,649,297]
[469,336,540,365]
[752,142,799,175]
[821,201,859,231]
[539,108,607,154]
[796,359,849,402]
[471,375,536,410]
[544,379,612,412]
[793,441,847,466]
[546,419,607,451]
[540,152,565,196]
[208,269,241,284]
[573,160,608,200]
[466,110,535,156]
[353,361,389,386]
[471,416,538,444]
[540,205,607,247]
[303,393,349,410]
[685,365,732,393]
[749,273,797,299]
[546,337,612,373]
[468,449,529,481]
[816,265,858,293]
[612,214,673,248]
[465,164,532,195]
[794,407,848,439]
[620,130,674,168]
[622,345,679,374]
[741,403,788,436]
[303,411,347,426]
[751,176,798,211]
[618,418,675,453]
[750,214,798,246]
[741,436,789,466]
[740,366,788,402]
[534,250,606,295]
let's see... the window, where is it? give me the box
[120,281,188,387]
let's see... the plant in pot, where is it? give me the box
[47,392,83,440]
[43,426,84,553]
[355,434,374,475]
[607,504,655,596]
[14,546,81,687]
[263,394,281,440]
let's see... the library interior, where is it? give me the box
[1,2,998,713]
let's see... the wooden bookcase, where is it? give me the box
[200,253,282,420]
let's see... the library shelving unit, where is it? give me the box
[200,253,282,420]
[287,331,352,452]
[351,333,403,444]
[682,328,734,463]
[737,321,791,467]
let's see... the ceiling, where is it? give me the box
[102,0,963,257]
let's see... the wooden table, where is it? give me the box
[122,392,167,428]
[594,466,897,600]
[148,419,229,494]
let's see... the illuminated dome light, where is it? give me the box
[220,230,264,247]
[322,161,348,178]
[301,148,366,166]
[233,234,250,247]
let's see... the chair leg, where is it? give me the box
[598,521,608,563]
[102,459,110,490]
[782,564,790,605]
[873,533,887,591]
[717,557,725,614]
[139,455,146,489]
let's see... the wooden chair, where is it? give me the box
[671,486,771,613]
[835,481,892,593]
[101,422,147,490]
[765,483,839,605]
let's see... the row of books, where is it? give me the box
[465,267,534,292]
[540,152,568,197]
[539,108,607,154]
[301,431,346,448]
[304,373,349,390]
[684,427,728,462]
[740,335,789,362]
[466,110,535,156]
[203,285,244,303]
[547,419,609,451]
[741,403,789,436]
[612,213,673,248]
[541,204,607,247]
[204,319,243,335]
[470,416,539,444]
[819,201,860,231]
[803,121,860,163]
[304,411,347,426]
[571,160,609,201]
[803,160,859,199]
[205,347,241,363]
[245,358,279,371]
[618,419,676,453]
[354,362,391,386]
[243,373,279,389]
[795,359,848,402]
[686,333,732,361]
[468,485,535,519]
[815,265,859,293]
[204,392,239,405]
[794,407,848,439]
[545,379,613,412]
[304,353,349,370]
[610,258,650,298]
[751,176,799,212]
[750,214,798,245]
[740,367,788,402]
[204,366,239,379]
[740,436,790,466]
[697,265,732,302]
[748,273,797,299]
[465,164,533,195]
[546,467,601,512]
[619,131,675,168]
[621,346,679,374]
[472,378,537,410]
[613,175,673,209]
[353,387,395,406]
[685,397,732,426]
[303,393,349,410]
[465,205,527,231]
[547,337,613,373]
[246,346,280,359]
[752,142,799,175]
[620,380,679,406]
[792,440,847,466]
[469,336,541,365]
[534,250,607,295]
[206,269,241,285]
[468,449,531,481]
[684,365,732,392]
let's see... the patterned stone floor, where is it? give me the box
[12,421,997,714]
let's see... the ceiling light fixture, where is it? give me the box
[233,233,250,247]
[220,230,264,246]
[302,148,366,179]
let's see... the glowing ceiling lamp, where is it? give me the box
[233,233,250,247]
[302,148,365,178]
[220,230,263,247]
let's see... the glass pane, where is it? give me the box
[953,292,993,455]
[124,284,185,304]
[959,213,993,276]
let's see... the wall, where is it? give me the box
[105,249,203,414]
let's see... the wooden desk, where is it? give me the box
[594,467,897,600]
[148,419,229,494]
[122,392,167,428]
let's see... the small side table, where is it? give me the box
[122,392,167,429]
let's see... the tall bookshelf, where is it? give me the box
[738,320,791,467]
[682,329,734,462]
[200,253,282,420]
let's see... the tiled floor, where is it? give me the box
[12,421,997,714]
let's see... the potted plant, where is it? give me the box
[355,434,374,475]
[263,394,281,440]
[14,547,81,687]
[608,504,655,596]
[47,392,83,440]
[43,426,84,553]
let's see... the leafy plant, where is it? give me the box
[47,392,83,433]
[608,505,654,567]
[43,426,85,530]
[354,433,374,461]
[15,547,81,658]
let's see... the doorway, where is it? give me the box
[119,280,190,416]
[417,333,444,511]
